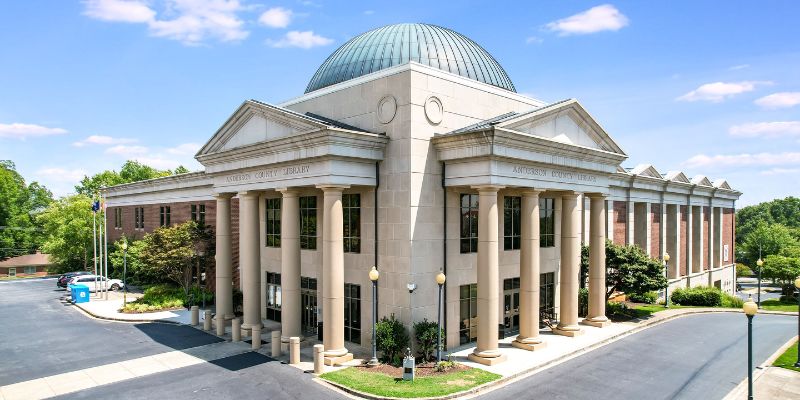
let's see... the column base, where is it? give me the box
[467,353,507,366]
[511,339,547,351]
[552,326,584,337]
[581,318,612,328]
[281,335,305,343]
[323,353,353,366]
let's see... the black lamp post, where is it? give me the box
[794,277,800,368]
[368,266,379,366]
[435,270,446,363]
[743,295,758,400]
[664,253,671,308]
[756,252,763,308]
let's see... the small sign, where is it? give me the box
[723,245,729,262]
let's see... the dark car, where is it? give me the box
[57,271,92,288]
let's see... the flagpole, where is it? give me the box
[98,199,105,300]
[92,203,98,296]
[103,193,109,300]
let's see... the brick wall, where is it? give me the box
[613,201,627,246]
[722,208,735,265]
[680,205,688,276]
[650,203,661,257]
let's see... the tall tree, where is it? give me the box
[581,241,668,300]
[75,160,179,196]
[135,221,213,293]
[0,160,53,259]
[38,195,94,273]
[736,197,800,244]
[740,222,800,269]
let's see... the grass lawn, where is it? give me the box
[772,340,800,373]
[320,366,500,398]
[630,304,692,316]
[761,298,799,312]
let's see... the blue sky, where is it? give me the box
[0,1,798,206]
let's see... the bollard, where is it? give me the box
[289,337,300,365]
[313,344,324,374]
[203,310,212,331]
[251,326,261,350]
[190,306,199,326]
[231,318,241,342]
[271,331,281,358]
[216,315,225,336]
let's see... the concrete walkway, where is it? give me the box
[724,337,800,400]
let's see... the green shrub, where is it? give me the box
[434,359,457,372]
[606,301,630,317]
[722,292,744,308]
[578,288,589,317]
[233,288,243,315]
[628,291,658,304]
[375,314,409,366]
[185,285,214,307]
[670,286,722,306]
[736,263,753,277]
[413,319,443,361]
[121,284,185,313]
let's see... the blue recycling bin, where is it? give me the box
[70,284,90,304]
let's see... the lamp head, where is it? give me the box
[407,283,417,293]
[435,270,446,286]
[743,295,758,316]
[757,258,763,267]
[369,266,379,282]
[120,240,128,251]
[663,253,670,263]
[795,276,800,289]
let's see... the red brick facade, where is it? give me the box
[650,203,661,257]
[680,205,688,276]
[613,201,627,246]
[722,208,735,265]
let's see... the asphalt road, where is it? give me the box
[478,313,796,400]
[0,278,342,400]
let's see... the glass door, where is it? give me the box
[301,277,317,335]
[503,278,520,336]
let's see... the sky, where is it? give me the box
[0,1,798,206]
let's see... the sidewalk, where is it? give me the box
[724,337,800,400]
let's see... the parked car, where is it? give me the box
[57,271,92,288]
[67,275,125,292]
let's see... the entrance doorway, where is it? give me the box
[301,277,317,335]
[503,278,520,336]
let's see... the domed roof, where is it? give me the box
[305,23,516,93]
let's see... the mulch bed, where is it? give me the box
[352,361,469,378]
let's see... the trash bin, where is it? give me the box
[71,284,90,304]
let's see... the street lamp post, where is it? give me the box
[743,295,758,400]
[794,277,800,368]
[664,253,671,308]
[435,270,446,363]
[756,244,763,308]
[121,240,128,305]
[368,266,380,366]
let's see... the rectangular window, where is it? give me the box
[159,206,171,227]
[300,196,317,250]
[503,196,521,250]
[191,204,207,225]
[460,194,479,253]
[135,207,145,229]
[344,283,361,344]
[540,272,555,323]
[540,198,555,247]
[266,272,281,322]
[8,267,16,277]
[343,194,361,253]
[265,198,281,247]
[114,208,123,229]
[459,283,478,345]
[24,266,36,274]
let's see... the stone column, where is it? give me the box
[554,192,583,337]
[319,185,352,364]
[513,190,545,351]
[469,185,506,365]
[214,193,234,320]
[583,194,610,328]
[238,191,261,335]
[627,200,635,246]
[279,189,302,342]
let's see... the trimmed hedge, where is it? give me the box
[670,286,743,307]
[628,291,658,304]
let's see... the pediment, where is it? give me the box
[665,171,690,183]
[630,164,662,179]
[197,100,327,157]
[497,99,626,156]
[691,175,713,187]
[713,179,732,190]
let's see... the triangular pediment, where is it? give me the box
[497,99,626,156]
[691,175,713,187]
[197,100,327,157]
[631,164,662,179]
[713,179,732,190]
[665,171,690,183]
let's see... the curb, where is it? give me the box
[317,309,797,400]
[67,299,182,325]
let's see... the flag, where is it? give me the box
[92,201,100,212]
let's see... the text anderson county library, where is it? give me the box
[104,23,740,366]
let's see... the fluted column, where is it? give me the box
[279,189,302,342]
[583,194,610,328]
[468,185,506,366]
[513,190,545,351]
[214,193,234,320]
[555,192,583,337]
[238,191,261,335]
[319,185,351,363]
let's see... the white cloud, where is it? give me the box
[0,123,68,139]
[544,4,629,36]
[266,30,333,49]
[729,64,750,71]
[684,151,800,168]
[676,81,771,102]
[525,36,543,44]
[72,135,137,147]
[729,121,800,138]
[761,168,800,176]
[755,92,800,109]
[35,167,89,183]
[166,142,201,155]
[83,0,249,46]
[82,0,156,23]
[105,144,149,154]
[258,7,292,28]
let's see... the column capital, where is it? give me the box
[520,189,543,198]
[277,187,300,197]
[213,192,235,200]
[586,193,608,199]
[470,185,504,193]
[316,184,349,193]
[559,191,580,200]
[237,190,261,198]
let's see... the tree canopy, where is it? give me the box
[736,197,800,244]
[131,221,213,292]
[582,241,667,299]
[38,194,95,272]
[0,160,53,259]
[75,160,188,196]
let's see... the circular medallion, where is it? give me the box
[424,96,443,125]
[376,95,397,124]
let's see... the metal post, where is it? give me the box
[437,282,443,362]
[368,279,378,366]
[92,209,98,295]
[123,248,127,305]
[665,260,670,308]
[795,291,800,368]
[747,314,753,400]
[757,246,762,308]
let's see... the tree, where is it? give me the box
[135,221,213,293]
[75,160,175,196]
[38,195,94,273]
[173,166,190,174]
[581,240,667,300]
[762,255,800,295]
[740,222,800,270]
[736,197,800,247]
[375,314,410,365]
[413,319,443,361]
[0,160,53,259]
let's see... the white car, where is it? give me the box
[68,275,125,292]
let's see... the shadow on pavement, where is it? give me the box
[209,352,277,371]
[134,323,223,351]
